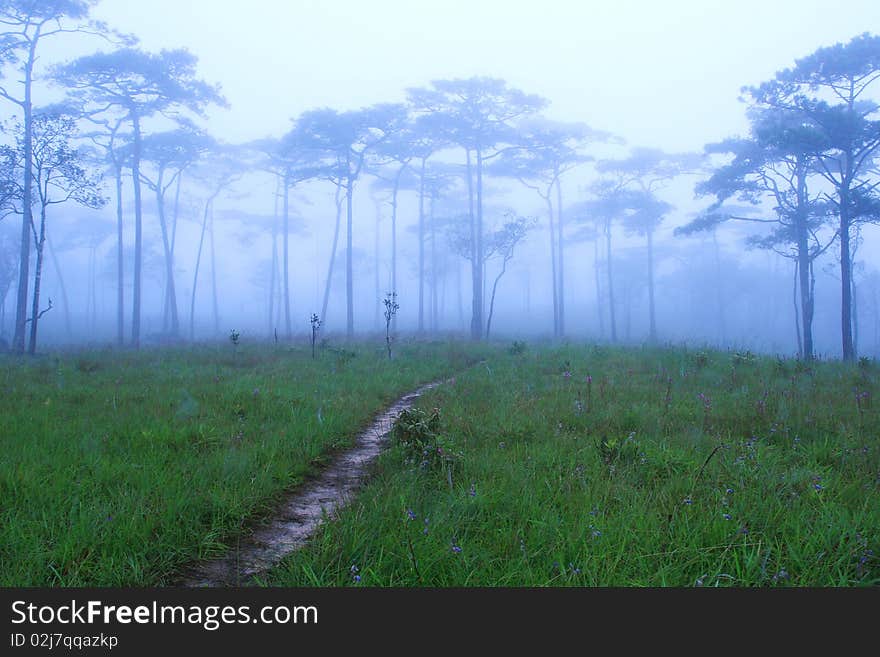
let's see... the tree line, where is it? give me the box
[0,1,878,360]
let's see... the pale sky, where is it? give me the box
[88,0,880,152]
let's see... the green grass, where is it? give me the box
[0,338,486,586]
[262,344,879,587]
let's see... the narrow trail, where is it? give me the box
[180,378,447,587]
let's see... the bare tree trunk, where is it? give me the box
[555,177,565,337]
[374,196,381,331]
[418,158,426,333]
[646,227,657,343]
[593,238,604,339]
[12,36,37,354]
[712,228,725,345]
[113,162,124,346]
[27,204,48,355]
[45,230,70,339]
[605,219,617,342]
[130,113,144,349]
[390,166,403,332]
[486,255,511,340]
[544,192,558,337]
[853,267,859,357]
[190,193,215,340]
[210,201,219,336]
[430,193,438,334]
[839,184,855,360]
[793,259,802,358]
[471,149,484,340]
[320,185,343,331]
[154,171,179,336]
[345,165,354,339]
[282,171,291,339]
[268,175,279,337]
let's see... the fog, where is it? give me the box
[1,0,879,359]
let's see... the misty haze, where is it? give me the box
[0,0,878,598]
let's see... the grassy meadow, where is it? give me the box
[262,343,879,587]
[0,339,481,585]
[1,339,877,586]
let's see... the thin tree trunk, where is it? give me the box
[282,171,291,339]
[555,177,565,336]
[486,255,511,340]
[27,204,47,355]
[593,237,604,339]
[646,227,656,343]
[345,165,354,339]
[45,230,70,339]
[374,196,380,331]
[114,162,124,346]
[390,165,403,332]
[418,158,426,333]
[793,259,803,358]
[430,193,438,334]
[472,149,484,340]
[456,254,463,330]
[190,193,215,340]
[605,219,617,342]
[320,184,343,331]
[12,34,37,354]
[131,112,143,349]
[210,200,219,335]
[853,268,859,357]
[154,170,179,336]
[712,228,725,345]
[268,175,279,337]
[840,212,854,360]
[544,191,558,336]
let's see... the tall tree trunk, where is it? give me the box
[418,158,426,333]
[544,192,558,337]
[646,226,657,343]
[840,207,854,360]
[27,204,47,355]
[390,166,403,332]
[605,219,617,342]
[282,171,291,339]
[190,192,217,340]
[320,184,343,331]
[131,112,144,349]
[712,228,725,345]
[268,175,279,337]
[155,170,179,336]
[12,34,38,354]
[45,230,70,339]
[374,196,381,331]
[430,193,438,334]
[163,170,183,332]
[853,267,859,357]
[345,165,355,339]
[114,162,124,346]
[555,177,565,337]
[486,255,511,340]
[793,260,803,358]
[456,254,463,330]
[472,149,484,340]
[465,150,477,339]
[210,200,219,336]
[593,237,604,339]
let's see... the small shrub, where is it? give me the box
[509,340,527,356]
[392,407,459,471]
